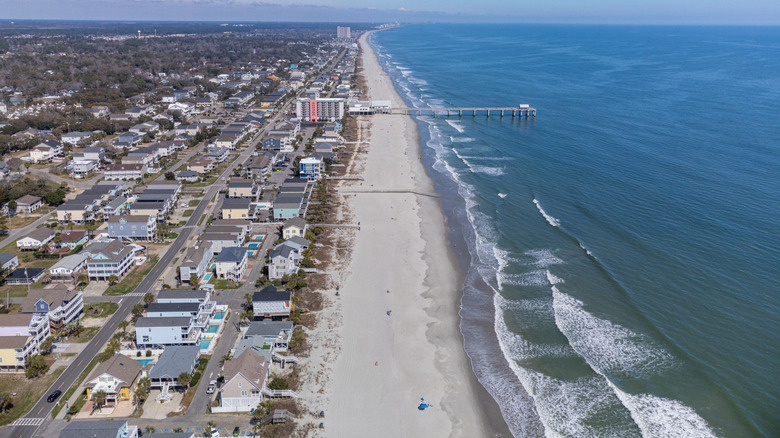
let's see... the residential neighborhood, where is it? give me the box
[0,21,364,438]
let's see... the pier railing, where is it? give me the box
[391,106,536,118]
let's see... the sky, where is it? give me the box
[0,0,779,24]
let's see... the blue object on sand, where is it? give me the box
[418,403,429,410]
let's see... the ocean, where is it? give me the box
[370,25,780,438]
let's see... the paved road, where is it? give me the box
[2,48,345,438]
[2,138,255,438]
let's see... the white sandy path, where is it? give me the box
[325,31,490,437]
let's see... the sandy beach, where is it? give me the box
[296,31,494,437]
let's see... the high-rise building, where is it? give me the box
[337,26,351,39]
[295,98,346,122]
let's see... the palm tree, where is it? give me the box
[92,390,107,413]
[241,308,254,326]
[190,274,199,288]
[143,293,155,305]
[219,352,232,367]
[131,303,145,319]
[244,293,252,309]
[177,372,192,389]
[107,274,119,285]
[118,320,129,333]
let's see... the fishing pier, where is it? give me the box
[392,106,535,118]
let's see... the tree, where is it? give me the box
[189,273,199,287]
[24,354,49,378]
[244,293,252,309]
[219,352,232,367]
[44,188,66,205]
[118,320,129,333]
[76,273,89,289]
[164,171,175,181]
[143,293,155,305]
[40,336,54,354]
[7,199,16,213]
[132,303,145,318]
[240,308,254,326]
[106,274,119,285]
[177,372,192,389]
[0,394,13,413]
[92,390,107,412]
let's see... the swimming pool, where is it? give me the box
[199,340,211,349]
[214,312,225,320]
[248,243,259,248]
[136,359,154,365]
[206,325,219,333]
[210,263,216,270]
[252,235,264,241]
[202,272,213,282]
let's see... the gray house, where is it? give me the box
[148,345,200,389]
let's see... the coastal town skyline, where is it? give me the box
[1,0,779,24]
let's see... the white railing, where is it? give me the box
[262,387,296,398]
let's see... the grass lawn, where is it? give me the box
[0,366,65,426]
[188,200,200,207]
[176,164,187,172]
[8,216,41,229]
[186,176,217,187]
[0,239,19,254]
[197,215,206,226]
[68,326,100,343]
[211,279,241,290]
[23,259,59,269]
[103,256,160,296]
[182,209,194,217]
[83,302,119,319]
[0,285,30,298]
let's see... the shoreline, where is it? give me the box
[308,31,501,436]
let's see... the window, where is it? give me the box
[241,390,248,397]
[237,382,242,388]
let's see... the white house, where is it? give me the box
[17,229,56,251]
[21,286,84,330]
[72,159,98,175]
[29,140,63,163]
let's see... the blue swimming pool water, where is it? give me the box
[248,243,259,248]
[206,325,219,333]
[214,312,225,320]
[203,273,213,282]
[199,340,211,349]
[136,359,154,365]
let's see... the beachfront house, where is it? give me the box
[215,349,269,412]
[252,286,293,320]
[282,217,307,240]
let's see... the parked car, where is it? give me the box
[47,390,62,402]
[207,380,217,394]
[233,426,240,436]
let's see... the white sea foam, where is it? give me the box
[609,383,718,438]
[579,243,595,257]
[552,287,674,378]
[498,193,508,199]
[501,270,549,287]
[525,249,565,268]
[445,119,466,133]
[449,136,475,143]
[546,270,564,285]
[534,198,561,227]
[470,166,505,176]
[494,294,635,437]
